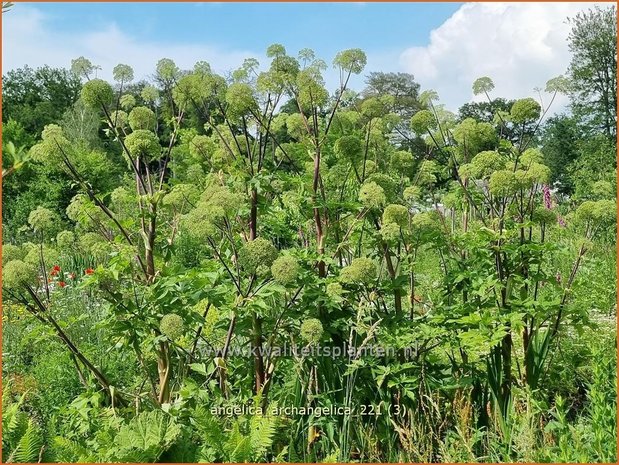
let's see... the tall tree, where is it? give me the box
[2,66,82,134]
[567,5,617,139]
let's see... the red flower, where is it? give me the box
[50,270,58,277]
[58,281,66,288]
[85,268,95,275]
[52,265,61,272]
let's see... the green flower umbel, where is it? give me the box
[300,318,323,345]
[160,314,184,340]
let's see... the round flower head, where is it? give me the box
[124,130,161,160]
[225,83,258,120]
[110,187,134,211]
[162,184,200,212]
[271,254,300,285]
[515,163,551,189]
[128,106,156,131]
[300,318,323,345]
[366,173,398,201]
[119,94,136,110]
[533,207,558,225]
[403,186,422,204]
[334,135,363,162]
[2,244,26,266]
[78,232,106,253]
[326,282,344,301]
[339,257,377,285]
[410,110,435,134]
[189,135,215,161]
[3,260,38,289]
[381,222,402,242]
[510,98,541,124]
[141,85,159,104]
[591,180,614,200]
[28,207,58,235]
[465,151,505,179]
[391,150,414,173]
[24,245,60,270]
[359,181,386,209]
[113,64,134,83]
[382,204,409,227]
[576,200,616,226]
[110,110,129,129]
[519,148,544,167]
[81,79,114,108]
[489,170,518,197]
[205,187,243,216]
[238,237,279,273]
[56,230,76,250]
[364,160,377,176]
[411,211,443,239]
[160,313,184,340]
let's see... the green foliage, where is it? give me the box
[2,41,616,464]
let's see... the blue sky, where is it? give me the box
[29,2,463,55]
[3,2,607,111]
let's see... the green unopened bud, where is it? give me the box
[339,257,377,285]
[160,313,184,340]
[238,238,278,273]
[300,318,323,345]
[271,254,300,285]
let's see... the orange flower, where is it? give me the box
[58,281,66,288]
[85,268,95,275]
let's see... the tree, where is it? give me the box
[567,5,617,139]
[2,66,82,134]
[541,114,581,193]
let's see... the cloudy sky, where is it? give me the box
[2,2,611,112]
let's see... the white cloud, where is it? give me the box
[2,5,261,82]
[399,2,609,112]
